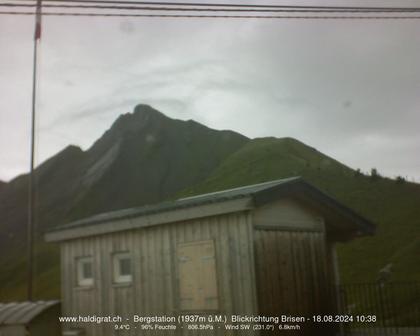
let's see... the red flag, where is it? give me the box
[34,0,42,40]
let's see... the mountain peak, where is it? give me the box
[133,103,161,115]
[111,104,168,134]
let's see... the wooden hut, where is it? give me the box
[0,301,60,336]
[45,177,374,336]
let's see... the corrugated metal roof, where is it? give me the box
[50,177,301,232]
[47,176,375,237]
[179,177,299,202]
[0,301,59,325]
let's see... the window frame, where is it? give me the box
[112,252,133,284]
[76,256,94,287]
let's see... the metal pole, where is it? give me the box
[28,0,41,301]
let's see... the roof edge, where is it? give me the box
[253,179,375,235]
[46,197,253,242]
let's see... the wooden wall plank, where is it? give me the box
[253,228,334,336]
[62,211,256,336]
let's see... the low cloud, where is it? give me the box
[1,2,420,182]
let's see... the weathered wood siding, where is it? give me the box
[253,230,333,335]
[252,198,334,335]
[0,325,26,336]
[253,198,324,231]
[29,306,62,336]
[61,211,258,336]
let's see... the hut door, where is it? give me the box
[177,240,219,311]
[254,230,333,335]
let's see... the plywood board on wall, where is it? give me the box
[177,240,219,311]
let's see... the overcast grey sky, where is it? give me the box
[1,0,420,182]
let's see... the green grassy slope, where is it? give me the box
[0,134,420,301]
[0,105,249,302]
[178,137,420,283]
[0,242,60,301]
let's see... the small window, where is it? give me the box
[113,252,132,283]
[76,257,93,287]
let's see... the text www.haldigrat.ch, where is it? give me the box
[59,315,122,324]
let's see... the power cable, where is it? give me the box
[2,0,420,19]
[15,0,420,12]
[2,10,420,19]
[2,2,420,13]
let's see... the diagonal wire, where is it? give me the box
[2,11,420,19]
[2,2,420,13]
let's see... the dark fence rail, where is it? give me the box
[338,282,420,335]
